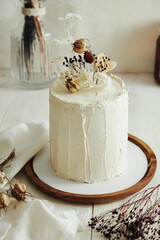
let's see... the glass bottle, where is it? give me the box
[11,0,56,89]
[154,35,160,84]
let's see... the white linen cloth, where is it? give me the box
[1,199,90,240]
[0,121,49,186]
[0,122,91,240]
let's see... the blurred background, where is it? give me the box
[0,0,160,73]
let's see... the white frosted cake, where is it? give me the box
[49,74,128,183]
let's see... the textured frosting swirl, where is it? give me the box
[50,74,128,104]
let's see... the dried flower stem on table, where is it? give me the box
[0,149,33,210]
[0,148,16,184]
[0,148,15,169]
[89,185,160,239]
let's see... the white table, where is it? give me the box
[0,70,159,239]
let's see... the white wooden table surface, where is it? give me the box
[0,69,159,239]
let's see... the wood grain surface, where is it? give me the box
[25,134,157,204]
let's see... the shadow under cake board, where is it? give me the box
[25,134,157,204]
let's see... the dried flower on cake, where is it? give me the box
[61,52,116,92]
[0,193,10,209]
[59,13,82,40]
[73,39,88,54]
[11,183,27,201]
[95,53,117,73]
[63,55,85,73]
[84,51,94,64]
[66,78,80,93]
[94,72,111,86]
[59,13,82,31]
[53,13,117,93]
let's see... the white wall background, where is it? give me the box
[0,0,160,72]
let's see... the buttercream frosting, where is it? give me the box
[49,74,128,183]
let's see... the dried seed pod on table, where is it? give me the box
[0,170,6,183]
[11,183,27,201]
[0,193,10,209]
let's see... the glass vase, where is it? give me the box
[11,0,56,89]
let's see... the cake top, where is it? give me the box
[51,13,126,96]
[50,74,127,104]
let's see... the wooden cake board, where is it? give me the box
[25,134,157,204]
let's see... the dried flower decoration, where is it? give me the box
[73,39,88,54]
[52,13,117,93]
[59,13,82,31]
[63,55,86,73]
[65,77,80,93]
[0,170,6,184]
[0,148,15,185]
[89,184,160,239]
[61,52,116,92]
[10,183,27,201]
[0,193,10,210]
[0,150,33,211]
[84,51,94,64]
[94,72,111,86]
[0,181,33,211]
[59,13,82,40]
[0,148,15,169]
[95,53,117,73]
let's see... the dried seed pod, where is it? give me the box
[66,79,80,93]
[0,170,6,184]
[73,39,87,54]
[84,51,94,64]
[11,183,27,201]
[0,193,10,209]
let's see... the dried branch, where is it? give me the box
[0,148,15,169]
[89,185,160,239]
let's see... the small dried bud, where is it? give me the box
[73,39,87,54]
[11,183,27,201]
[0,193,10,209]
[84,51,94,64]
[0,170,6,183]
[66,79,80,93]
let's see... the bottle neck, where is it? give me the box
[21,0,46,17]
[22,0,46,7]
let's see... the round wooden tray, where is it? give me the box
[25,134,157,204]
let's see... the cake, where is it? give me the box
[49,14,128,183]
[49,72,128,183]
